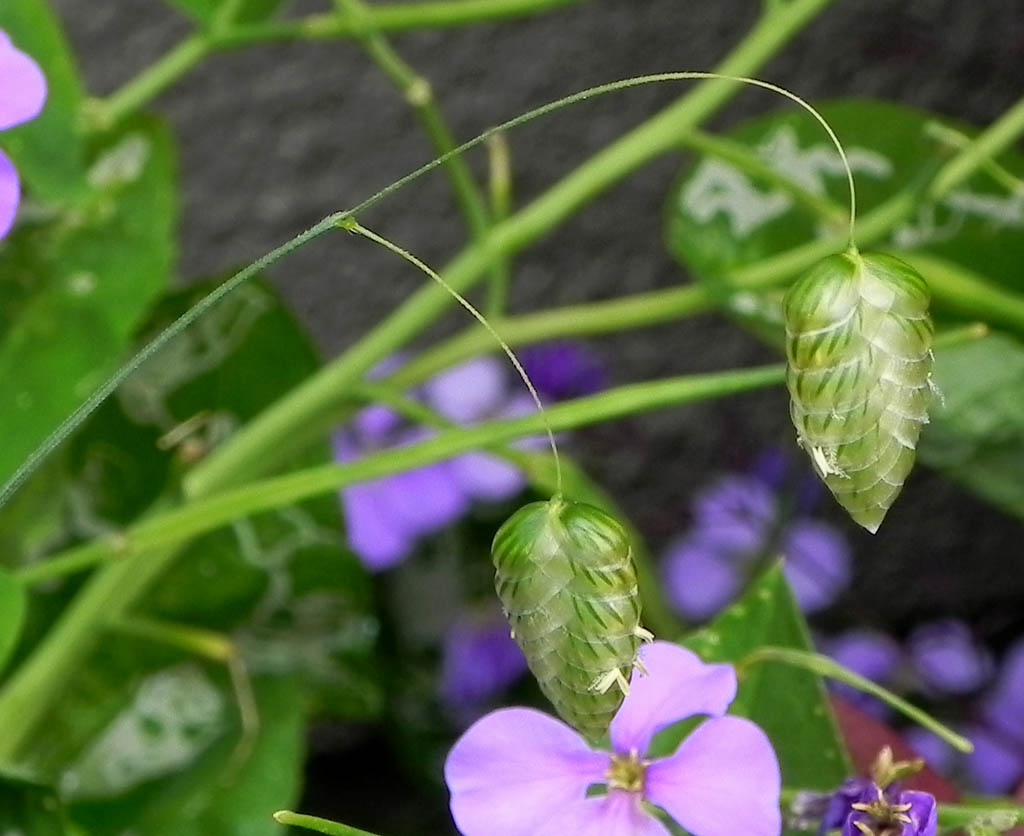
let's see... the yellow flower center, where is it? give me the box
[605,751,647,794]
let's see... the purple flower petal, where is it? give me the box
[381,462,468,537]
[341,480,415,570]
[824,629,901,717]
[427,356,507,424]
[908,620,992,696]
[610,642,736,756]
[903,727,957,775]
[445,707,607,836]
[0,150,19,240]
[645,715,781,836]
[964,724,1024,794]
[781,519,851,613]
[692,475,777,554]
[0,31,47,131]
[662,536,743,621]
[450,451,525,502]
[899,790,937,836]
[353,403,402,443]
[982,637,1024,739]
[535,791,671,836]
[519,341,608,402]
[826,630,902,683]
[440,615,528,710]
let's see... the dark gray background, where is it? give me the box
[53,0,1024,630]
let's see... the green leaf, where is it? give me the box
[683,564,850,791]
[919,333,1024,518]
[667,99,1024,298]
[69,674,306,836]
[0,568,26,676]
[0,770,70,835]
[0,118,177,499]
[16,279,377,830]
[0,0,89,202]
[165,0,285,26]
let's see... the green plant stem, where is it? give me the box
[274,811,380,836]
[16,365,784,594]
[225,0,587,45]
[184,0,837,499]
[929,93,1024,200]
[898,252,1024,338]
[486,133,514,315]
[349,382,684,637]
[89,34,211,131]
[391,284,716,385]
[333,0,506,299]
[0,4,835,749]
[93,0,589,128]
[740,646,973,753]
[938,802,1024,831]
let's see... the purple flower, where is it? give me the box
[662,532,747,622]
[440,613,528,716]
[425,356,529,503]
[823,780,936,836]
[519,341,607,401]
[781,519,851,614]
[908,620,992,696]
[0,30,47,240]
[902,728,956,776]
[692,475,778,553]
[981,636,1024,741]
[824,630,902,718]
[662,471,851,620]
[334,428,467,570]
[444,642,781,836]
[963,724,1024,795]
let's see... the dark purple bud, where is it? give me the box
[519,341,607,401]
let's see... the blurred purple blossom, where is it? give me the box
[903,728,957,776]
[964,724,1024,795]
[824,629,902,718]
[337,345,606,570]
[908,620,992,696]
[444,642,780,836]
[440,613,528,719]
[519,341,607,401]
[0,30,47,240]
[662,469,851,621]
[782,519,851,613]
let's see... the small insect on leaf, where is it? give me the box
[784,250,934,533]
[492,498,647,741]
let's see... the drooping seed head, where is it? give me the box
[492,498,644,740]
[784,250,934,533]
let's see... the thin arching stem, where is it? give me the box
[345,220,564,495]
[0,68,859,507]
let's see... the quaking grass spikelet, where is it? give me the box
[492,498,648,741]
[785,250,934,533]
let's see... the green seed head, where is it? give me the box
[492,498,643,741]
[784,250,934,533]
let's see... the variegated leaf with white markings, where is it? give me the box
[492,498,646,741]
[784,250,934,533]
